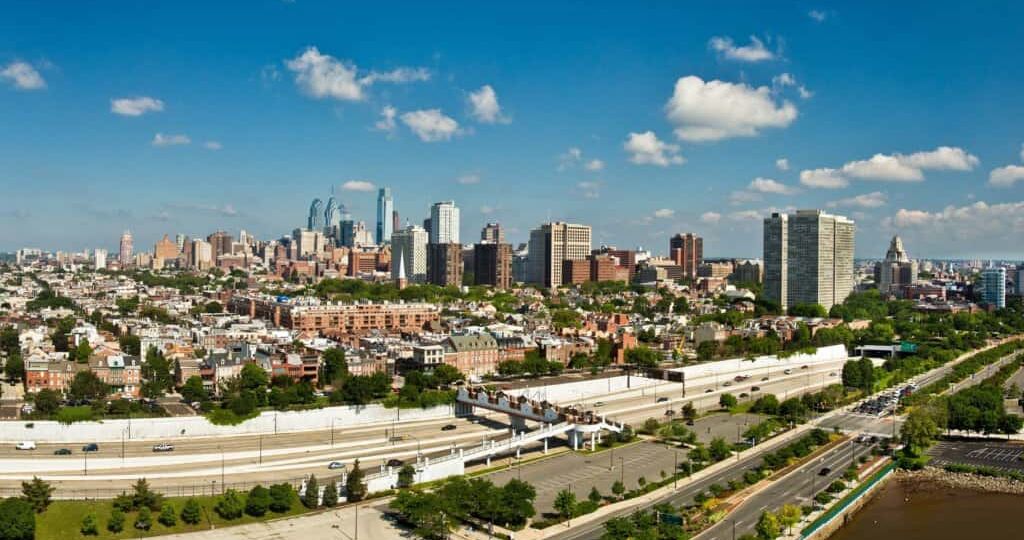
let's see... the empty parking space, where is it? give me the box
[929,440,1024,471]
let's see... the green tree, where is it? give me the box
[107,509,125,533]
[80,512,99,536]
[756,510,781,539]
[397,464,416,488]
[682,401,697,422]
[240,363,269,392]
[181,375,206,403]
[497,479,537,527]
[68,371,107,402]
[719,393,738,409]
[554,489,577,522]
[3,353,24,382]
[901,401,945,454]
[246,485,271,516]
[611,480,625,499]
[0,498,35,540]
[118,334,141,356]
[709,437,732,461]
[0,326,19,356]
[215,489,244,520]
[268,483,294,513]
[21,476,54,512]
[158,503,177,526]
[345,460,367,502]
[131,478,163,511]
[134,506,152,531]
[180,498,202,524]
[625,345,661,368]
[788,303,827,318]
[588,486,602,504]
[322,480,338,507]
[303,475,320,509]
[778,504,802,534]
[321,348,347,386]
[697,341,718,361]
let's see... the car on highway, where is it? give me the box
[664,409,676,416]
[656,397,669,403]
[705,389,713,393]
[82,443,99,452]
[441,424,457,431]
[784,369,792,375]
[593,401,605,407]
[54,448,72,455]
[152,443,174,452]
[328,461,345,470]
[723,381,732,386]
[829,372,837,377]
[386,459,404,468]
[15,441,36,451]
[739,393,749,398]
[751,386,760,391]
[761,377,769,381]
[819,467,832,476]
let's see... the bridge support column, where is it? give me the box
[543,438,548,454]
[568,429,585,451]
[486,456,491,466]
[590,431,596,450]
[455,402,474,417]
[510,416,527,432]
[516,447,521,458]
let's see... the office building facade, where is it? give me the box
[669,233,703,279]
[763,210,855,312]
[376,187,394,245]
[429,201,460,245]
[391,225,428,283]
[527,222,592,287]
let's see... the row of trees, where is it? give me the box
[390,476,537,539]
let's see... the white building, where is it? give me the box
[429,201,460,244]
[392,225,429,283]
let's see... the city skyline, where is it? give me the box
[4,2,1024,258]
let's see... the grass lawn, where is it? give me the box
[36,493,311,540]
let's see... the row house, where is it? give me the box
[25,356,80,394]
[89,355,142,398]
[444,334,501,378]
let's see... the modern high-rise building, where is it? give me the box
[118,231,133,267]
[207,231,234,260]
[324,197,340,232]
[174,234,186,252]
[376,187,394,245]
[481,223,505,244]
[874,236,918,295]
[474,243,512,289]
[154,234,179,265]
[391,225,428,283]
[527,222,592,287]
[291,228,326,259]
[427,243,464,287]
[308,198,324,231]
[763,210,855,312]
[189,239,213,270]
[429,201,460,245]
[669,233,703,279]
[93,249,107,270]
[980,267,1007,309]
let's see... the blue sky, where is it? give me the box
[3,1,1024,259]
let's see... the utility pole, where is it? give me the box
[258,434,263,465]
[674,452,678,489]
[220,446,225,492]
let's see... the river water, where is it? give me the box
[830,479,1023,540]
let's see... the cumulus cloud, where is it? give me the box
[285,47,428,102]
[0,61,46,90]
[456,173,481,185]
[885,200,1024,255]
[624,131,684,166]
[374,105,397,134]
[342,180,376,192]
[771,73,812,99]
[827,191,887,208]
[559,147,605,171]
[152,133,190,147]
[701,211,722,224]
[653,208,675,219]
[748,177,798,195]
[729,190,762,205]
[708,36,777,62]
[577,181,601,199]
[203,141,222,150]
[110,96,164,116]
[776,158,790,171]
[665,76,798,142]
[585,159,605,171]
[808,10,828,22]
[989,165,1024,187]
[468,85,508,123]
[400,109,460,142]
[729,210,763,221]
[800,146,979,188]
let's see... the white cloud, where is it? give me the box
[748,177,798,195]
[468,85,508,124]
[800,146,979,188]
[374,105,397,134]
[559,147,605,171]
[203,141,222,150]
[729,210,763,221]
[285,47,428,102]
[776,158,790,171]
[665,76,798,142]
[771,73,812,100]
[480,205,496,215]
[653,208,675,219]
[585,159,605,172]
[151,133,190,147]
[624,131,684,166]
[400,109,460,142]
[708,36,777,62]
[799,168,848,189]
[885,201,1024,255]
[700,211,722,224]
[341,180,376,192]
[0,61,45,90]
[110,96,164,116]
[827,191,887,208]
[577,181,601,199]
[989,165,1024,188]
[729,191,762,205]
[456,173,480,185]
[808,10,828,22]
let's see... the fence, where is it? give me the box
[799,462,895,539]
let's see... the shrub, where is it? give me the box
[246,485,270,517]
[80,512,99,536]
[322,481,338,507]
[215,489,245,520]
[180,498,202,524]
[303,475,320,509]
[158,503,177,527]
[269,483,294,513]
[134,507,152,531]
[108,509,125,533]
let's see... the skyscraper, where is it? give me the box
[980,267,1006,309]
[874,236,917,295]
[429,201,460,244]
[308,198,324,231]
[474,242,512,289]
[427,243,464,287]
[93,249,107,270]
[669,233,703,279]
[377,187,394,245]
[763,210,855,312]
[119,231,133,267]
[324,196,339,232]
[527,222,592,287]
[391,225,428,283]
[481,222,505,244]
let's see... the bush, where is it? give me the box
[134,506,152,530]
[80,512,99,536]
[180,498,202,524]
[108,509,125,533]
[269,483,294,513]
[827,480,846,493]
[814,492,834,505]
[158,503,177,526]
[303,475,320,509]
[215,489,245,520]
[322,481,338,507]
[246,485,271,517]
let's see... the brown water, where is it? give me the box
[830,480,1023,540]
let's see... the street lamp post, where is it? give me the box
[673,452,678,489]
[220,445,225,492]
[619,457,624,485]
[258,434,263,465]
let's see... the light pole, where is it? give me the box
[220,445,225,492]
[619,456,624,485]
[83,448,88,476]
[673,452,678,489]
[258,434,263,465]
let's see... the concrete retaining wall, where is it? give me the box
[674,344,849,384]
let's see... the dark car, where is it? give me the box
[54,448,72,455]
[656,397,669,403]
[818,467,831,476]
[705,389,713,393]
[751,386,761,392]
[664,409,676,416]
[441,424,457,431]
[386,459,404,468]
[761,377,769,381]
[82,443,99,452]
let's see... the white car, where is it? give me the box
[152,443,175,452]
[15,441,36,451]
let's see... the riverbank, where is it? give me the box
[895,466,1024,495]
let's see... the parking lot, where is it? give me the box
[852,383,916,417]
[929,439,1024,472]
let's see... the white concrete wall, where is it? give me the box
[1,403,454,443]
[502,375,665,405]
[673,344,849,386]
